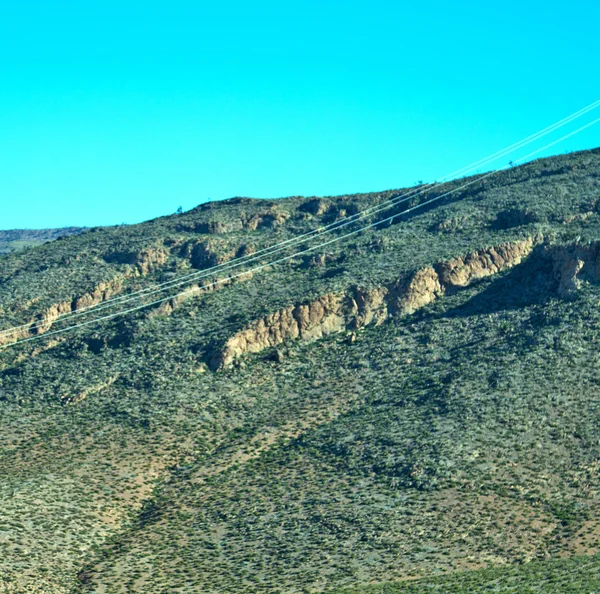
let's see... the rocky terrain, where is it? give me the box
[2,148,600,592]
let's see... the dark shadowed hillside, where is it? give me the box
[2,149,600,593]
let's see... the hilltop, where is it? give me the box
[2,148,600,593]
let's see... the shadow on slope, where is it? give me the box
[443,246,556,318]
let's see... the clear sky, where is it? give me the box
[1,1,599,229]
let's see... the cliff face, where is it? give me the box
[212,293,345,369]
[548,241,600,297]
[435,238,537,287]
[103,246,169,274]
[0,230,265,346]
[211,238,538,369]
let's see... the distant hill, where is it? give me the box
[0,227,87,255]
[2,148,600,593]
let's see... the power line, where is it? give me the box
[4,114,598,350]
[2,100,598,340]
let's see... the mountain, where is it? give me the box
[2,148,600,593]
[0,227,87,255]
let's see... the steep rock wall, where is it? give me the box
[548,241,600,297]
[213,294,345,369]
[435,238,536,287]
[210,238,538,369]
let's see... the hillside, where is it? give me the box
[0,227,87,255]
[2,148,600,593]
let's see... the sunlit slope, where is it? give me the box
[1,149,600,593]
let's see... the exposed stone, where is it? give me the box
[348,286,389,329]
[436,238,536,287]
[390,267,444,315]
[548,241,600,297]
[492,208,540,230]
[555,255,585,297]
[103,247,168,274]
[210,238,541,369]
[299,198,328,216]
[194,220,244,234]
[152,286,203,317]
[61,374,119,405]
[431,215,471,233]
[0,273,131,346]
[73,279,124,311]
[188,240,234,270]
[243,210,290,231]
[212,293,344,370]
[272,349,285,363]
[134,248,169,275]
[236,244,255,258]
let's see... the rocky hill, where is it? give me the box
[2,149,600,593]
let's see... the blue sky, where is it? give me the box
[1,1,599,229]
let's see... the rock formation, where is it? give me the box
[210,238,538,369]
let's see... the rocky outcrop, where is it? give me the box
[299,198,328,216]
[72,279,125,311]
[209,238,540,369]
[135,248,169,275]
[187,240,235,270]
[436,238,536,287]
[2,247,172,345]
[103,247,169,275]
[554,255,585,297]
[347,286,389,328]
[431,215,472,233]
[151,271,256,318]
[1,235,246,345]
[244,211,289,231]
[192,220,244,234]
[548,241,600,297]
[0,276,127,346]
[179,208,290,235]
[213,294,345,369]
[61,374,119,405]
[390,267,445,315]
[492,208,540,230]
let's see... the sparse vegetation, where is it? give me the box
[0,227,86,255]
[1,149,600,592]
